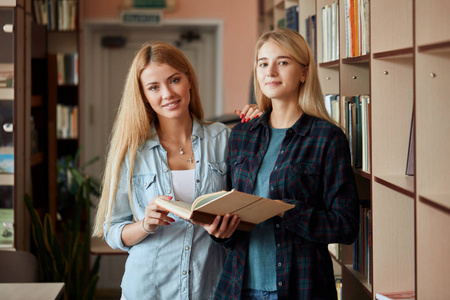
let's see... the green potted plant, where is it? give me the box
[24,150,102,300]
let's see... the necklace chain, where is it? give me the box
[159,129,194,163]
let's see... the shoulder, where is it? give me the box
[309,115,346,141]
[201,121,231,139]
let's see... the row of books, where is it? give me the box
[324,94,371,173]
[343,95,371,172]
[321,1,339,62]
[0,64,14,89]
[56,104,78,139]
[324,94,340,124]
[56,52,79,85]
[305,15,317,64]
[33,0,78,31]
[353,206,372,284]
[344,0,370,58]
[285,6,299,32]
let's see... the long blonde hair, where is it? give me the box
[253,28,339,127]
[93,42,205,237]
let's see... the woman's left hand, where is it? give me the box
[235,104,263,123]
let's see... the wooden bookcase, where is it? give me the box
[260,1,450,299]
[44,2,81,224]
[414,0,450,298]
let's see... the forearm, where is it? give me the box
[121,220,159,246]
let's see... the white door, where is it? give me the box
[83,23,219,292]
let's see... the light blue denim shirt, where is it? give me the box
[104,119,230,300]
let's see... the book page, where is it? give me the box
[154,199,193,220]
[192,190,229,209]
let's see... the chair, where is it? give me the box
[0,250,39,282]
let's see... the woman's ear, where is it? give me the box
[301,65,309,83]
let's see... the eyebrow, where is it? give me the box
[145,72,181,87]
[257,55,292,61]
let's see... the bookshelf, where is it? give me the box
[42,1,80,223]
[0,0,34,251]
[415,0,450,298]
[260,0,450,299]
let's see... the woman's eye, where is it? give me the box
[259,63,268,67]
[149,86,158,91]
[279,61,288,66]
[170,77,180,84]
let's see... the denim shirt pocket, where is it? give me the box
[289,163,320,204]
[132,173,157,209]
[207,162,227,191]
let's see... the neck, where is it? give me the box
[270,100,303,128]
[158,117,193,143]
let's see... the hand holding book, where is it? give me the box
[154,189,295,231]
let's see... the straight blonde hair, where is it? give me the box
[253,28,339,127]
[93,42,205,237]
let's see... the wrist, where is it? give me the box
[141,218,161,234]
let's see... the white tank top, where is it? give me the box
[171,169,195,203]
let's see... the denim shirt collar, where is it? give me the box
[139,118,205,152]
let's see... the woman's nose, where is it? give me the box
[266,64,278,77]
[161,85,175,99]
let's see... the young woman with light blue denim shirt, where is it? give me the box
[92,42,259,300]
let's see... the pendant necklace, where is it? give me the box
[159,129,194,163]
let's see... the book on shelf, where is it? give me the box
[344,0,369,57]
[0,154,14,174]
[154,189,295,232]
[375,291,415,300]
[56,104,78,139]
[305,14,316,63]
[0,63,14,88]
[321,3,338,62]
[33,0,78,30]
[286,6,299,31]
[405,111,414,176]
[56,52,79,85]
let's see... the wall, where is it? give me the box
[82,0,259,114]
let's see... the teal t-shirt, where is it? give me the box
[243,126,287,291]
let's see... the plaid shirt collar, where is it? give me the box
[250,107,314,137]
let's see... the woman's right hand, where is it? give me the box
[235,104,263,123]
[142,195,175,232]
[193,213,240,239]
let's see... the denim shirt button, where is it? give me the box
[164,169,169,173]
[182,270,187,275]
[167,190,171,194]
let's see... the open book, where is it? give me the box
[154,189,295,231]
